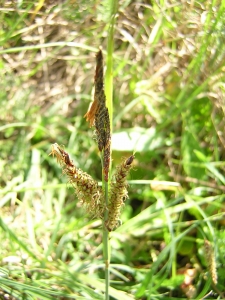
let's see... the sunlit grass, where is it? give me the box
[1,1,225,299]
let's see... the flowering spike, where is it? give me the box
[50,143,104,219]
[204,240,218,285]
[105,155,134,231]
[84,49,111,181]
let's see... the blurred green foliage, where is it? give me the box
[1,0,225,299]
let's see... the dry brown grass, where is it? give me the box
[2,1,221,126]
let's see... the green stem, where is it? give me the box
[103,177,110,300]
[105,1,117,127]
[103,1,118,299]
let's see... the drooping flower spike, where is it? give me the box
[49,143,104,219]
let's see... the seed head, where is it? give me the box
[50,143,104,219]
[204,240,218,285]
[105,155,134,231]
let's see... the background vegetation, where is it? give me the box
[1,0,225,299]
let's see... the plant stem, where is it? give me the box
[103,1,118,299]
[103,177,110,300]
[105,0,117,127]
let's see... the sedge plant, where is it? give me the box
[49,6,134,297]
[49,49,134,299]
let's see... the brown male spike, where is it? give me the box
[84,49,111,181]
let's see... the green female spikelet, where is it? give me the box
[50,143,104,218]
[204,239,218,285]
[105,155,134,231]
